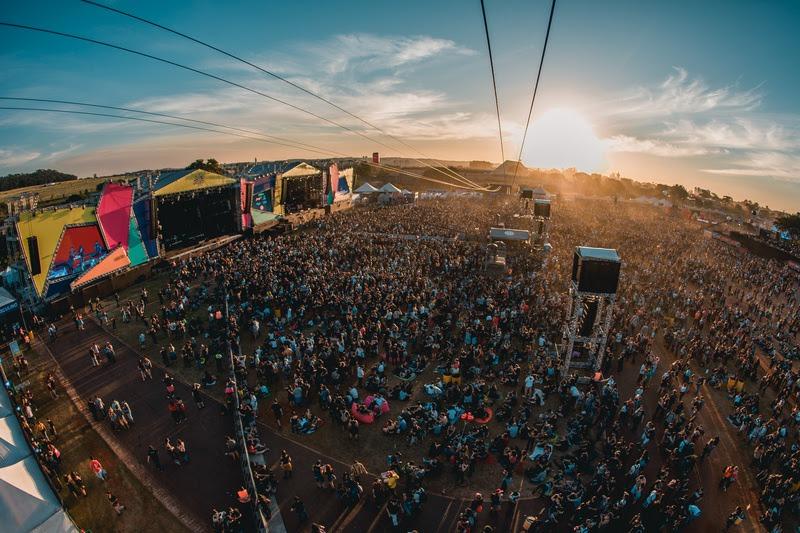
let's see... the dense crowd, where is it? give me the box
[134,196,800,532]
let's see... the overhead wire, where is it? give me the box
[0,96,333,155]
[0,105,479,190]
[510,0,557,189]
[79,0,484,190]
[0,21,486,191]
[479,0,505,167]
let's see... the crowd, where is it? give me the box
[101,195,799,531]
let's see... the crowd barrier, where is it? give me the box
[223,296,270,532]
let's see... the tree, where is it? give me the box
[775,213,800,238]
[668,184,689,203]
[186,158,223,173]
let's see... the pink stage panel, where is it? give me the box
[97,182,134,250]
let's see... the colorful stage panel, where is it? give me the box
[153,169,236,197]
[97,183,133,251]
[53,225,105,266]
[71,246,130,290]
[133,199,159,259]
[16,207,97,296]
[126,217,149,266]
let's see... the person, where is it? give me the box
[106,491,125,515]
[147,445,163,471]
[138,357,153,381]
[280,450,293,479]
[290,496,308,522]
[89,456,107,481]
[724,506,746,531]
[271,399,283,429]
[192,383,205,409]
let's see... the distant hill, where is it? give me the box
[0,169,77,192]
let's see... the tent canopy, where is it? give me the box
[355,183,379,194]
[379,183,402,193]
[0,386,77,532]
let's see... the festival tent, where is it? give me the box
[379,183,402,193]
[0,386,77,532]
[0,416,29,467]
[0,287,18,317]
[401,189,413,195]
[355,183,379,194]
[0,456,77,532]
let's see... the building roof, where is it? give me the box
[576,246,620,262]
[490,227,531,241]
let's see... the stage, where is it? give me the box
[156,186,239,251]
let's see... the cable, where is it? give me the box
[511,0,556,189]
[479,0,505,167]
[78,2,487,189]
[0,106,477,189]
[0,96,331,155]
[0,21,485,190]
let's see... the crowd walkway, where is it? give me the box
[38,317,251,532]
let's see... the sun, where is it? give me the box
[520,108,606,172]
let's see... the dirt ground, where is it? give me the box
[8,340,189,533]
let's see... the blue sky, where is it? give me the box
[1,0,798,211]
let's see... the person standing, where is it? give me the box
[89,456,107,481]
[290,496,308,522]
[192,383,205,409]
[271,399,283,429]
[147,445,164,471]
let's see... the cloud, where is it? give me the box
[605,134,718,157]
[702,151,800,181]
[0,148,41,167]
[42,144,82,161]
[662,118,797,151]
[304,34,473,75]
[610,66,762,118]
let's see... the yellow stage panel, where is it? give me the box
[153,169,236,197]
[16,207,97,295]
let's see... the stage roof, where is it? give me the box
[16,207,97,296]
[281,162,320,178]
[576,246,620,262]
[71,246,130,290]
[152,169,236,197]
[97,183,133,251]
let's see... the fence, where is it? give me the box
[223,294,270,532]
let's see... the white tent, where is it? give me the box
[354,182,379,194]
[400,189,413,195]
[379,183,402,193]
[0,387,77,532]
[0,416,31,467]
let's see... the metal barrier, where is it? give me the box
[224,294,270,532]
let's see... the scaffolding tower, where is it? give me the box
[561,247,621,378]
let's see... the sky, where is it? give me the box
[0,0,799,211]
